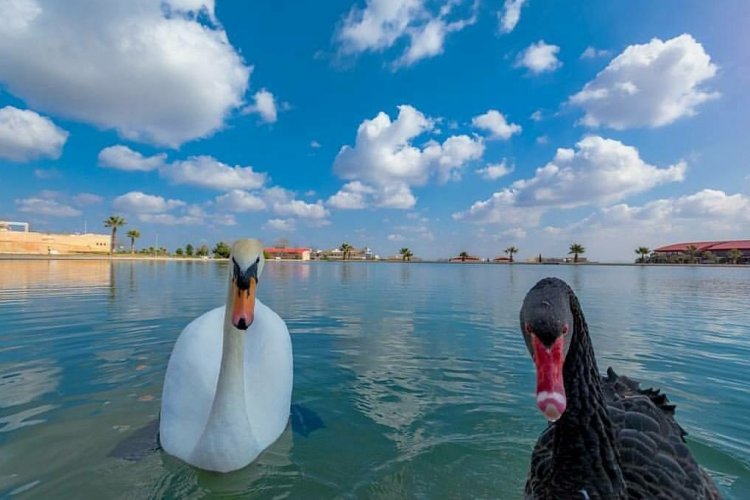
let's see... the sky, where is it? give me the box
[0,0,748,262]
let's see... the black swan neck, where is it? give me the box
[550,293,626,499]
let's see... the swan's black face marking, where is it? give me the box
[232,256,260,291]
[520,277,576,421]
[520,277,574,354]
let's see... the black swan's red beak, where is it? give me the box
[532,335,566,421]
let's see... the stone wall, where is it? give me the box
[0,230,111,254]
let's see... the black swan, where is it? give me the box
[520,277,721,499]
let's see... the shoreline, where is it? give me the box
[0,254,747,268]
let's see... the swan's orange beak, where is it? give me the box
[232,277,256,330]
[532,335,566,422]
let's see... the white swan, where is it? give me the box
[159,239,293,473]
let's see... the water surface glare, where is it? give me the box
[0,260,748,498]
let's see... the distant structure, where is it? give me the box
[653,240,750,263]
[0,221,110,255]
[264,247,311,261]
[449,254,482,263]
[312,247,376,260]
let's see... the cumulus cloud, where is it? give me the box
[15,196,81,217]
[335,0,476,68]
[98,145,166,172]
[498,0,527,34]
[0,106,68,162]
[515,40,561,74]
[471,110,521,140]
[580,46,611,59]
[570,34,718,129]
[530,110,542,121]
[387,233,406,242]
[215,190,266,212]
[112,190,233,225]
[264,218,295,232]
[0,0,250,147]
[476,160,513,180]
[161,156,267,191]
[263,187,329,220]
[454,136,685,224]
[243,89,278,123]
[327,181,375,210]
[310,140,322,148]
[331,105,484,209]
[113,191,185,214]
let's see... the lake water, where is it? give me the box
[0,260,748,498]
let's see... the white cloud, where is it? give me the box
[387,233,406,242]
[498,0,527,34]
[262,187,329,220]
[243,89,278,123]
[471,110,521,140]
[161,156,267,191]
[454,135,685,224]
[264,218,295,232]
[536,135,548,145]
[515,40,561,74]
[16,196,81,217]
[332,105,484,209]
[0,106,68,162]
[570,34,718,129]
[580,46,611,59]
[113,191,185,214]
[33,168,61,179]
[72,193,103,206]
[326,181,375,210]
[476,160,513,180]
[555,189,750,259]
[335,0,476,68]
[98,145,166,172]
[215,190,266,212]
[0,0,250,147]
[310,140,321,148]
[530,110,542,121]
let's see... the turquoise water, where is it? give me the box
[0,260,748,498]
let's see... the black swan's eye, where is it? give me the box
[562,324,569,335]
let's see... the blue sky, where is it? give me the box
[1,0,748,261]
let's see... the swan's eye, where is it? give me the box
[525,323,533,335]
[256,257,260,264]
[561,324,569,336]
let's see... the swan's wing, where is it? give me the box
[603,368,721,499]
[159,306,224,461]
[244,299,293,450]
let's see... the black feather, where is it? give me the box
[523,278,721,500]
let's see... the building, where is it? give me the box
[264,247,311,261]
[0,221,111,255]
[652,240,750,263]
[450,254,482,262]
[313,246,376,260]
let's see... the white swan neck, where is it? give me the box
[189,318,256,471]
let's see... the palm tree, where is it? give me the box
[340,242,353,260]
[685,244,699,264]
[104,216,126,255]
[635,246,650,263]
[126,229,140,254]
[568,243,585,263]
[400,247,413,262]
[459,251,469,262]
[504,246,518,263]
[728,248,743,265]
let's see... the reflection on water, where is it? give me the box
[0,260,748,498]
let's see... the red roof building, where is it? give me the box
[654,240,750,252]
[652,240,750,263]
[264,247,311,260]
